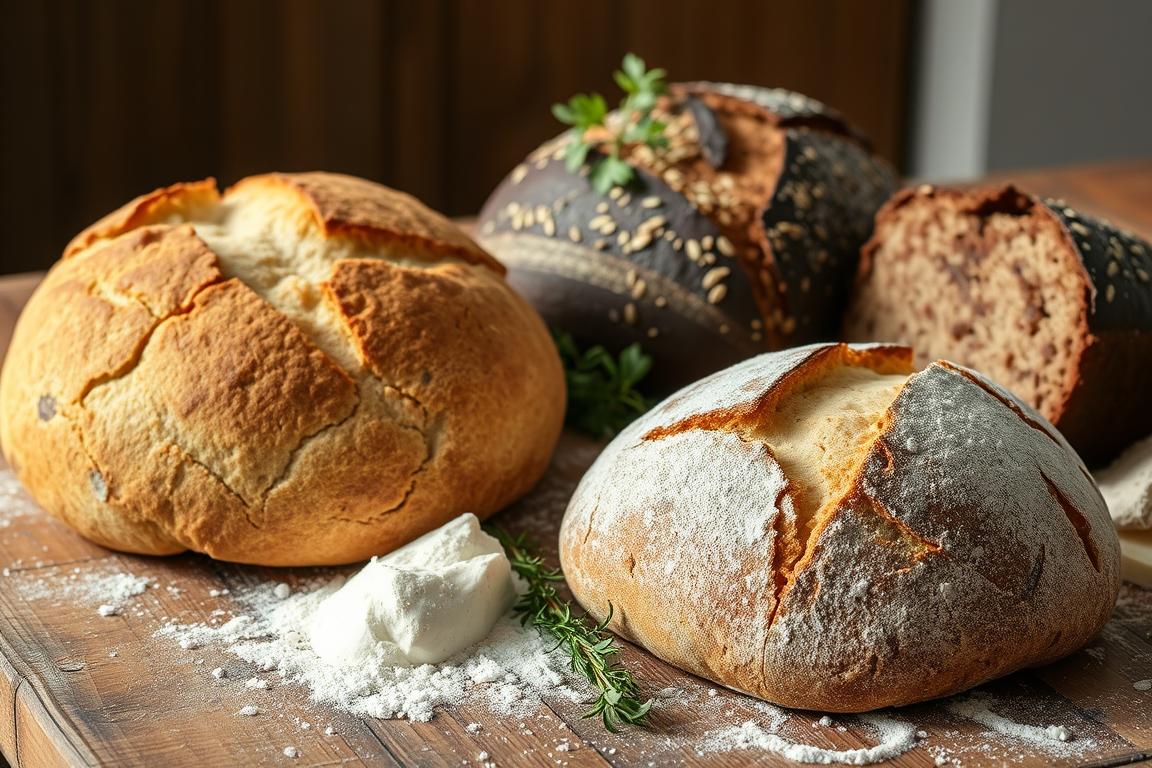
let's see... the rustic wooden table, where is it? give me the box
[0,162,1151,768]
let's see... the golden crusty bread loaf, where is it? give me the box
[560,343,1119,712]
[0,172,565,566]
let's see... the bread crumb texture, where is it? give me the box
[845,183,1152,462]
[559,343,1119,712]
[0,173,565,565]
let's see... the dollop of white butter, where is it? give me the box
[309,514,516,667]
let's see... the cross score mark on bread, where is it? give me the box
[0,173,565,566]
[559,343,1118,712]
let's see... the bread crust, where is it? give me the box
[477,83,894,392]
[1,173,565,565]
[559,343,1119,711]
[847,183,1152,463]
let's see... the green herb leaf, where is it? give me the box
[489,528,653,733]
[588,156,634,195]
[553,329,655,438]
[549,53,669,191]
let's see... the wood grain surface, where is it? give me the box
[0,163,1150,767]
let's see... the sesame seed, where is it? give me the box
[707,284,728,304]
[1105,284,1116,302]
[673,238,684,251]
[717,236,736,257]
[630,232,652,251]
[618,194,632,208]
[609,186,623,200]
[626,269,637,287]
[1138,269,1150,282]
[751,318,762,329]
[702,252,716,265]
[623,303,637,324]
[751,331,763,342]
[1108,261,1120,276]
[568,226,582,243]
[599,221,617,236]
[641,196,662,209]
[718,323,730,334]
[523,210,535,227]
[654,296,668,307]
[631,280,647,300]
[542,219,556,237]
[686,239,702,262]
[702,235,714,250]
[702,267,730,289]
[608,308,620,322]
[643,215,667,231]
[533,158,548,170]
[617,231,630,246]
[646,327,659,338]
[596,202,609,214]
[511,165,528,184]
[589,214,612,229]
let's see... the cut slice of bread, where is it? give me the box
[845,184,1152,463]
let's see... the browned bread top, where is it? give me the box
[1,173,565,566]
[560,343,1119,711]
[67,173,501,271]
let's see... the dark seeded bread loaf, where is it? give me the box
[845,184,1152,464]
[478,83,895,390]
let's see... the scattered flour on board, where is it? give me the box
[15,568,154,611]
[154,578,596,723]
[699,714,917,765]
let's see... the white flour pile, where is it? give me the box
[155,577,594,722]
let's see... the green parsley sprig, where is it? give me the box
[553,329,654,438]
[491,528,652,732]
[551,53,669,193]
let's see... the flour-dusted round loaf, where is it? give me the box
[845,184,1152,464]
[478,83,895,391]
[559,343,1119,712]
[0,173,565,566]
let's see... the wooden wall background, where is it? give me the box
[0,0,915,274]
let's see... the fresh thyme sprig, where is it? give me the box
[491,528,652,733]
[553,329,654,439]
[551,53,669,193]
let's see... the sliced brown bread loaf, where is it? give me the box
[845,184,1152,464]
[478,83,895,390]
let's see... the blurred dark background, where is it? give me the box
[0,0,915,273]
[4,0,1151,275]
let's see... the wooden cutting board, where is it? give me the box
[0,429,1150,768]
[1,163,1152,768]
